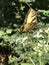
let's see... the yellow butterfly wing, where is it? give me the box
[20,8,37,33]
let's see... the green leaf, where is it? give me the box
[0,31,5,37]
[16,15,21,19]
[20,6,25,10]
[19,0,33,2]
[6,29,12,34]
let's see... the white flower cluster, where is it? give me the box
[33,29,44,38]
[45,28,49,34]
[16,36,28,45]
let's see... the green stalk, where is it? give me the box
[29,57,35,65]
[39,55,42,65]
[48,32,49,43]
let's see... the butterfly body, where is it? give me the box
[20,8,37,33]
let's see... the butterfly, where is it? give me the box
[20,8,37,33]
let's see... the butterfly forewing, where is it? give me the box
[20,8,37,33]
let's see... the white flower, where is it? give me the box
[38,52,42,56]
[33,47,40,52]
[47,28,49,31]
[45,43,48,47]
[16,36,28,44]
[34,52,37,54]
[37,43,42,47]
[39,40,46,44]
[16,37,22,42]
[45,28,49,33]
[33,32,44,38]
[39,40,43,43]
[23,37,28,41]
[12,2,16,5]
[22,36,28,43]
[39,29,43,33]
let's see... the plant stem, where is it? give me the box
[29,57,35,65]
[48,32,49,43]
[39,55,41,65]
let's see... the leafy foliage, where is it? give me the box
[0,0,49,65]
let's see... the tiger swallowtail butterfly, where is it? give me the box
[20,8,37,33]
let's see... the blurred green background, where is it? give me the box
[0,0,49,65]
